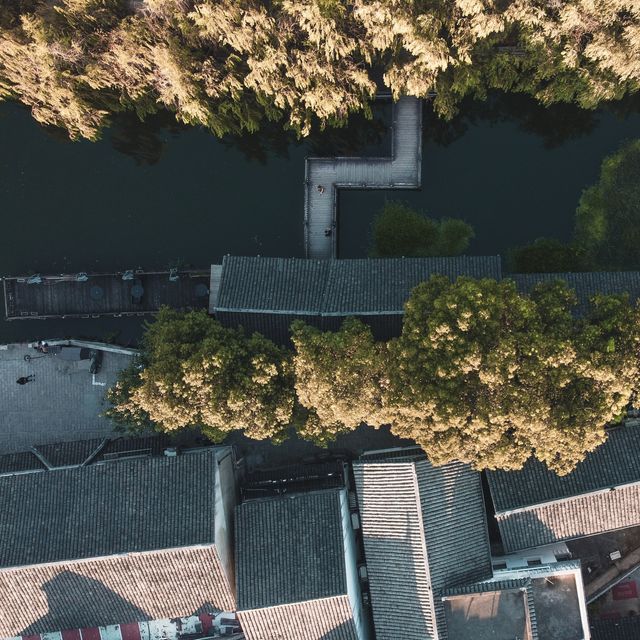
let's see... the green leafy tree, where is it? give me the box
[106,308,295,441]
[371,201,474,257]
[574,140,640,269]
[291,317,390,445]
[3,0,639,140]
[507,237,590,273]
[104,358,153,433]
[385,276,639,474]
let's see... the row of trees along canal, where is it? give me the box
[107,273,640,477]
[0,0,639,141]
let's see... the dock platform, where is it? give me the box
[304,96,423,260]
[2,270,210,320]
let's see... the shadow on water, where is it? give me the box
[109,111,189,166]
[216,103,391,164]
[105,103,392,166]
[103,90,640,167]
[424,90,640,149]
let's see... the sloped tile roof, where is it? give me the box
[235,489,348,610]
[215,256,502,316]
[0,450,45,475]
[488,427,640,512]
[591,617,640,640]
[493,484,640,551]
[322,256,502,314]
[34,438,107,467]
[487,426,640,551]
[237,596,358,640]
[0,449,220,567]
[216,256,331,313]
[442,577,529,596]
[509,272,640,315]
[353,449,492,640]
[0,545,235,636]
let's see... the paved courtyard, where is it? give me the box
[0,343,133,454]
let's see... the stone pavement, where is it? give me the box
[0,343,132,454]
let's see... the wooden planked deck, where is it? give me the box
[2,270,210,320]
[304,96,423,260]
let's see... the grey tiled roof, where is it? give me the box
[488,427,640,512]
[494,484,640,551]
[323,256,502,314]
[235,489,348,610]
[353,449,492,640]
[0,450,45,475]
[0,545,235,636]
[0,449,219,567]
[216,256,332,313]
[591,617,640,640]
[216,255,502,315]
[487,426,640,551]
[509,272,640,314]
[442,577,529,596]
[0,435,187,476]
[35,438,107,467]
[238,597,358,640]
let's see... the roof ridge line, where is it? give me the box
[0,543,218,574]
[495,478,640,517]
[410,462,440,640]
[30,446,53,470]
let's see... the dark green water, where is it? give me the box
[1,93,640,343]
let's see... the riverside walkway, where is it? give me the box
[304,96,423,260]
[3,270,210,320]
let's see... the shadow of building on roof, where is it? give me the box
[19,572,227,637]
[20,570,149,635]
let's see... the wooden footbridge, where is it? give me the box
[304,96,423,260]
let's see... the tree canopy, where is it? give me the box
[385,276,639,474]
[291,317,390,444]
[371,201,474,257]
[105,308,295,441]
[2,0,639,139]
[107,279,640,476]
[506,137,640,273]
[574,140,640,269]
[507,237,590,273]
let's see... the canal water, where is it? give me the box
[1,93,639,344]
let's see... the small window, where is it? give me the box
[527,558,543,567]
[492,562,507,571]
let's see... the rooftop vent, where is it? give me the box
[164,447,178,457]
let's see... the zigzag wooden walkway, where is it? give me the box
[304,96,423,260]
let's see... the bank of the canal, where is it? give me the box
[1,93,639,344]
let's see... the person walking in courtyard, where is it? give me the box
[16,375,35,385]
